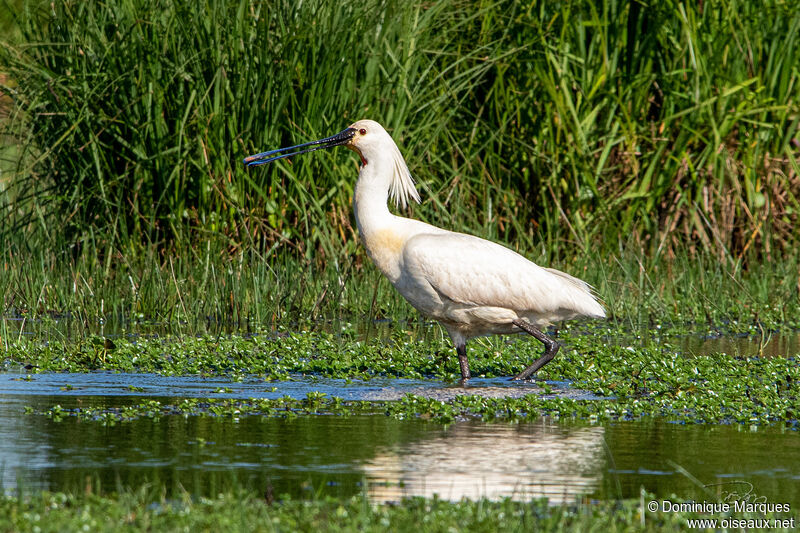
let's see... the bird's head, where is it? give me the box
[342,119,389,166]
[244,119,420,208]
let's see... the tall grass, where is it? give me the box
[1,0,798,262]
[1,0,505,260]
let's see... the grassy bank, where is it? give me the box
[2,0,799,262]
[2,239,799,336]
[0,488,731,533]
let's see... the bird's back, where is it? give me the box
[396,229,605,331]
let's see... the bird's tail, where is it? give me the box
[544,267,606,318]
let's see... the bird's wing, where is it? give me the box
[402,231,604,317]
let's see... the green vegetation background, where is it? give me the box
[1,0,799,327]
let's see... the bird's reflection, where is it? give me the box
[362,421,604,503]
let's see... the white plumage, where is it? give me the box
[245,119,605,381]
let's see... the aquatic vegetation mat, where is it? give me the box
[7,323,799,426]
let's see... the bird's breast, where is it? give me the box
[360,229,406,281]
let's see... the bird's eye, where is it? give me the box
[359,128,367,135]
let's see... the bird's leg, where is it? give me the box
[510,319,560,381]
[456,343,471,381]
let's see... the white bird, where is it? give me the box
[245,119,605,381]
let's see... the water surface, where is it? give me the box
[1,382,798,507]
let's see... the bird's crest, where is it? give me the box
[387,137,421,209]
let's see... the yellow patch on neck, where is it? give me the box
[362,229,406,256]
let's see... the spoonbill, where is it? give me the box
[245,120,605,381]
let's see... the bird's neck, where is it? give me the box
[352,160,396,234]
[353,162,407,281]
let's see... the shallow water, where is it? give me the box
[1,373,799,506]
[0,370,598,401]
[3,315,799,506]
[679,330,800,358]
